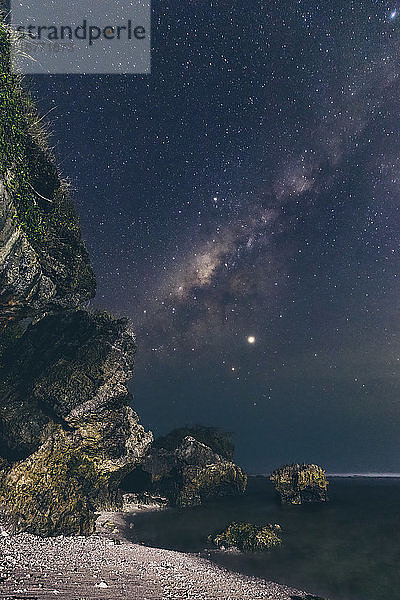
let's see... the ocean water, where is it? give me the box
[126,476,400,600]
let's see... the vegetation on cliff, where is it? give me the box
[0,21,95,327]
[270,463,329,505]
[0,20,152,535]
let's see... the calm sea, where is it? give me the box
[126,476,400,600]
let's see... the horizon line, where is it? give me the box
[326,472,400,477]
[252,472,400,478]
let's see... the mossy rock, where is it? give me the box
[0,428,99,535]
[209,521,282,552]
[0,424,139,536]
[0,310,153,535]
[124,434,247,508]
[0,404,152,536]
[270,463,329,505]
[177,461,247,508]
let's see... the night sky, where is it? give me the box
[29,0,400,474]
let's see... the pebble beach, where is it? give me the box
[0,510,311,600]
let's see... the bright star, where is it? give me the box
[247,336,256,344]
[390,9,397,19]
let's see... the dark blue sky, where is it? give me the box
[30,0,400,473]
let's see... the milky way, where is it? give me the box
[31,0,400,473]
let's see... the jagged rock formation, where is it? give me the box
[154,425,235,461]
[0,26,95,328]
[209,522,282,552]
[124,431,247,508]
[0,23,152,535]
[270,463,329,505]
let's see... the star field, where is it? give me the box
[31,0,400,473]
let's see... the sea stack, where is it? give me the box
[270,463,329,505]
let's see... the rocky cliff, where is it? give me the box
[0,22,152,535]
[0,26,95,328]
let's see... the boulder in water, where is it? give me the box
[270,463,328,505]
[209,521,282,552]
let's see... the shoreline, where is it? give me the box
[0,508,313,600]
